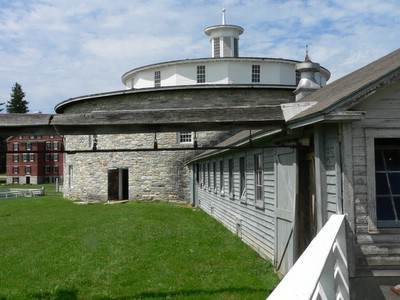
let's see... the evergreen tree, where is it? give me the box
[7,82,29,113]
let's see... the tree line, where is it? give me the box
[0,82,30,173]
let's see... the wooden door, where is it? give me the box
[108,169,119,200]
[274,148,298,275]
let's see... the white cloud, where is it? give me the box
[0,0,398,112]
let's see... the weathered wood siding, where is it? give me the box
[324,124,342,218]
[194,148,279,264]
[349,83,400,274]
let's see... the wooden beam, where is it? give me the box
[0,106,285,135]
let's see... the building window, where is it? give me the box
[239,157,246,201]
[45,141,51,151]
[45,153,51,162]
[13,154,19,162]
[13,166,19,174]
[213,38,220,57]
[220,160,224,195]
[25,166,31,175]
[179,132,193,144]
[207,163,211,189]
[13,143,19,151]
[53,153,59,162]
[45,166,50,174]
[154,71,161,87]
[252,65,260,83]
[255,154,263,204]
[12,177,19,184]
[26,142,32,151]
[29,154,35,162]
[234,38,239,57]
[202,163,206,188]
[197,65,206,83]
[54,166,59,174]
[374,138,400,228]
[53,141,59,150]
[22,153,28,162]
[228,159,234,198]
[213,162,217,192]
[296,71,301,85]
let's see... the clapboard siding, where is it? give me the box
[194,148,278,263]
[324,125,340,217]
[350,84,400,272]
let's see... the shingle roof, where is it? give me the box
[288,48,400,122]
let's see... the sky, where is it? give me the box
[0,0,399,113]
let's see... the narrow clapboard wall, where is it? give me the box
[195,148,277,263]
[324,124,342,218]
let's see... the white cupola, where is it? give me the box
[294,48,322,101]
[204,8,244,58]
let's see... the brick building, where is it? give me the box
[6,135,64,184]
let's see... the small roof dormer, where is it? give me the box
[204,8,244,58]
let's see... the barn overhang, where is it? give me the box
[0,105,285,136]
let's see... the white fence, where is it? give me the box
[268,214,349,300]
[0,187,45,198]
[0,190,22,198]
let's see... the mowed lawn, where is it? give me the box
[0,187,279,300]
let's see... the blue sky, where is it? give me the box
[0,0,399,113]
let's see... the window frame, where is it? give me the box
[233,38,239,57]
[239,156,246,202]
[13,166,19,174]
[220,160,224,196]
[25,166,31,175]
[254,153,264,206]
[213,38,220,57]
[197,65,206,83]
[213,161,217,193]
[178,132,193,144]
[366,129,400,232]
[154,70,161,87]
[252,64,261,83]
[228,158,234,199]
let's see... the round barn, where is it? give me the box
[55,12,330,202]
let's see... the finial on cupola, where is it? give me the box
[222,7,226,25]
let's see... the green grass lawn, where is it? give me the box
[0,186,279,299]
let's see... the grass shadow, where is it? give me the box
[30,288,78,300]
[94,286,274,299]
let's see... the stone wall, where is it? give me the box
[63,131,233,201]
[60,86,295,202]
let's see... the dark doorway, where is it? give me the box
[26,177,30,184]
[297,146,317,257]
[108,168,129,201]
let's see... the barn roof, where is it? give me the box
[287,48,400,125]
